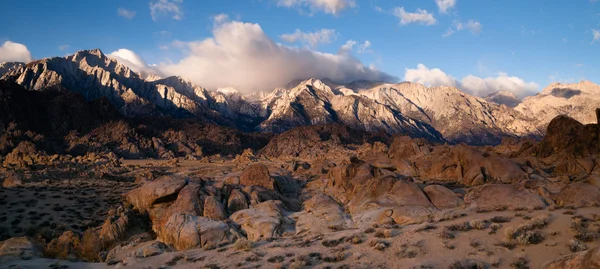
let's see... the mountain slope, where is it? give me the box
[3,49,599,145]
[360,82,539,144]
[485,90,520,108]
[516,80,600,132]
[257,79,444,141]
[0,62,24,77]
[1,49,217,120]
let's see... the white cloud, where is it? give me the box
[280,29,338,47]
[59,45,70,51]
[357,40,373,54]
[592,29,600,44]
[339,40,356,54]
[276,0,356,15]
[213,13,229,25]
[403,64,538,98]
[392,7,436,26]
[156,20,395,92]
[108,49,158,77]
[0,41,32,63]
[444,20,482,37]
[435,0,456,14]
[460,73,538,98]
[374,6,383,12]
[457,20,482,34]
[150,0,183,21]
[404,64,457,87]
[117,8,136,19]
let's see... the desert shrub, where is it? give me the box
[346,234,363,244]
[369,240,388,251]
[574,230,596,242]
[489,216,511,223]
[516,230,546,245]
[397,244,423,259]
[448,259,486,269]
[569,239,588,252]
[323,252,345,263]
[322,237,344,248]
[510,255,529,269]
[469,219,486,230]
[489,223,501,234]
[267,255,285,263]
[504,214,551,241]
[233,238,253,250]
[438,230,455,239]
[446,221,472,232]
[77,229,105,262]
[494,241,517,250]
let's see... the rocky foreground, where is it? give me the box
[1,112,600,268]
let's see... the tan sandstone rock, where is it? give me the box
[124,176,187,214]
[464,184,546,211]
[423,185,463,209]
[230,200,286,241]
[204,196,226,221]
[239,164,279,192]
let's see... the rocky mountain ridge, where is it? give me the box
[2,49,600,145]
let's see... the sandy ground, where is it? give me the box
[3,207,599,269]
[0,178,136,241]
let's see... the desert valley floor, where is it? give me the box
[2,111,600,269]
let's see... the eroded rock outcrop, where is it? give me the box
[464,184,546,211]
[423,185,463,209]
[155,213,230,250]
[543,245,600,268]
[124,176,187,214]
[230,200,287,241]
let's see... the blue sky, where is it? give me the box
[0,0,598,96]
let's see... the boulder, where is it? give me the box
[464,184,546,211]
[452,145,486,186]
[2,141,45,169]
[239,164,278,192]
[2,173,23,188]
[99,209,131,243]
[483,156,527,183]
[227,189,248,215]
[0,237,41,261]
[423,185,463,209]
[155,213,230,250]
[124,176,187,214]
[555,182,600,207]
[538,115,600,157]
[105,241,168,263]
[296,194,352,234]
[204,196,226,221]
[230,200,286,241]
[543,246,600,268]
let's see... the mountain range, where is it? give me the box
[1,49,599,145]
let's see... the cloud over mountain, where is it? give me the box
[0,41,33,63]
[156,20,395,92]
[404,64,538,98]
[107,49,156,75]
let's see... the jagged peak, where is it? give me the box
[73,48,105,59]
